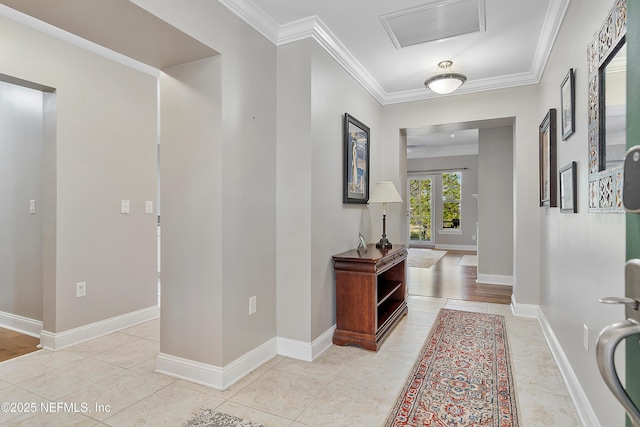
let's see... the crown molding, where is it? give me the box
[278,15,387,104]
[530,0,572,82]
[217,0,280,44]
[379,70,540,104]
[219,0,571,105]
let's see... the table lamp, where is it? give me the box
[368,181,403,249]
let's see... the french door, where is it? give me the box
[407,176,434,245]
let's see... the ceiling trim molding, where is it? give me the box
[219,0,571,105]
[374,70,541,105]
[217,0,280,44]
[529,0,572,82]
[278,16,387,103]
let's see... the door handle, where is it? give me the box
[596,319,640,427]
[599,296,640,310]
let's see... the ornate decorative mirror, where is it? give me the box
[588,0,627,212]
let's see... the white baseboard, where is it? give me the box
[538,309,601,427]
[155,325,336,390]
[277,325,335,362]
[156,337,278,390]
[510,294,539,318]
[40,305,159,350]
[435,244,477,251]
[0,311,43,338]
[477,274,513,286]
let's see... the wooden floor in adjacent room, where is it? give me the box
[407,250,512,305]
[0,327,40,362]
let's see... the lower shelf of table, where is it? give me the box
[332,301,408,351]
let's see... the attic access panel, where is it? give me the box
[380,0,486,49]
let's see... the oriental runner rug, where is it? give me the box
[385,309,519,426]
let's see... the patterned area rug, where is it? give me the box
[407,248,447,268]
[385,309,519,426]
[183,409,266,427]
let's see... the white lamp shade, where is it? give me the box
[368,182,403,204]
[425,75,465,94]
[424,61,467,95]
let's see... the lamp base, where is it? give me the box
[376,238,392,249]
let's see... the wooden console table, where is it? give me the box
[332,244,408,351]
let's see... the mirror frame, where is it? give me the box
[588,0,627,212]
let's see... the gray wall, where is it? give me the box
[309,41,382,340]
[478,127,513,279]
[407,155,478,249]
[276,40,313,343]
[0,81,43,322]
[160,57,224,365]
[538,0,626,423]
[1,15,159,333]
[135,0,278,366]
[276,38,382,342]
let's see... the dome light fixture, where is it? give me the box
[424,60,467,94]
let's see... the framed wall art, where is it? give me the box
[561,68,575,140]
[343,113,370,203]
[559,161,577,213]
[539,108,558,207]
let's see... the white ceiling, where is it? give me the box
[222,0,570,104]
[0,0,569,157]
[220,0,569,157]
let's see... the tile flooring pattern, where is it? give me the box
[0,298,582,426]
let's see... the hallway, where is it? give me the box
[0,298,581,426]
[407,250,513,304]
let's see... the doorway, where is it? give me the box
[408,175,434,246]
[0,77,55,356]
[403,119,514,302]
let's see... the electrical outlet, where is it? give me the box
[249,296,256,315]
[76,282,87,298]
[583,324,589,352]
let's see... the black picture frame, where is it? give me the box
[559,161,577,213]
[561,68,575,140]
[343,113,370,203]
[539,108,558,207]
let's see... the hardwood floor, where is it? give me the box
[0,327,40,362]
[407,250,512,305]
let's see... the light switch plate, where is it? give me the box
[121,200,130,214]
[145,201,153,214]
[76,282,86,298]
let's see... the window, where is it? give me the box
[442,172,461,230]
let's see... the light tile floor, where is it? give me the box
[0,297,582,426]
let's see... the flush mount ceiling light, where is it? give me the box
[424,60,467,94]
